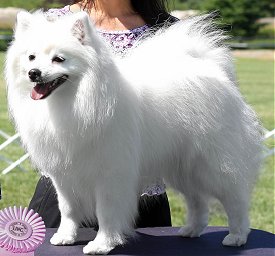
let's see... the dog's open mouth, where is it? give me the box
[31,75,68,100]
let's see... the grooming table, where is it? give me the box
[35,227,275,256]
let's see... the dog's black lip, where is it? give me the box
[31,75,69,100]
[36,75,68,89]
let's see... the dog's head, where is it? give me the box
[7,11,100,100]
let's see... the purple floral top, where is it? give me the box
[97,26,149,55]
[47,5,149,56]
[46,6,165,196]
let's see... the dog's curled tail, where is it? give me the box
[122,13,236,84]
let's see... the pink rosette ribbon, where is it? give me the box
[0,206,46,253]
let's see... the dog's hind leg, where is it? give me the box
[219,187,251,247]
[178,191,209,238]
[169,160,210,238]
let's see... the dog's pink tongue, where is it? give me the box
[31,84,49,100]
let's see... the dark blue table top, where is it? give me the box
[35,226,275,256]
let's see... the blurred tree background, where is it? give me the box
[0,0,66,10]
[0,0,274,39]
[173,0,275,37]
[0,0,274,49]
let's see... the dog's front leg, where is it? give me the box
[83,171,138,255]
[50,186,79,245]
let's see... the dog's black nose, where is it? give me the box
[28,69,42,82]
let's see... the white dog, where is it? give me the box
[6,11,262,255]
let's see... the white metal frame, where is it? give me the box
[0,131,29,175]
[263,128,275,158]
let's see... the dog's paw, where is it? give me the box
[50,232,76,245]
[178,226,203,238]
[222,233,247,247]
[83,241,114,255]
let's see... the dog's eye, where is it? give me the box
[52,56,65,63]
[29,55,36,61]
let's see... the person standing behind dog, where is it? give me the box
[29,0,178,229]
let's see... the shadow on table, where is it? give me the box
[110,227,275,256]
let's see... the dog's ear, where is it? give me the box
[15,11,33,33]
[71,12,93,45]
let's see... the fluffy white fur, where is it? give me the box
[6,11,263,255]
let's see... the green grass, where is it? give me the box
[0,52,274,233]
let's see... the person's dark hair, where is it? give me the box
[72,0,172,26]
